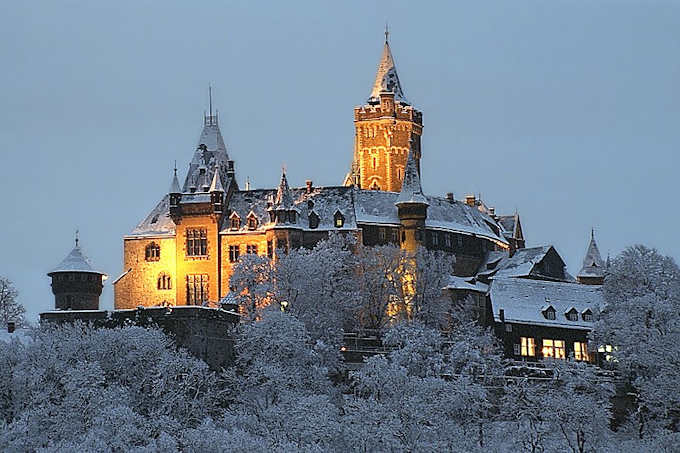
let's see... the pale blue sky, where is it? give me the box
[1,1,679,322]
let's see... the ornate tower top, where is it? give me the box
[577,228,606,285]
[368,29,407,104]
[274,169,294,208]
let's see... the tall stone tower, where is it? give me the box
[48,234,107,310]
[344,30,423,192]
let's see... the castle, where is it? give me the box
[107,34,607,362]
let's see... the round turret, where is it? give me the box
[48,236,107,310]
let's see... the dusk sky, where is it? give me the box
[2,1,679,322]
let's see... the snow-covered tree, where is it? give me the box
[593,245,680,437]
[0,277,24,327]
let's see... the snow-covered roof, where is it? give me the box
[223,186,358,233]
[169,169,181,194]
[497,214,520,240]
[478,246,554,279]
[127,195,176,238]
[209,167,224,192]
[273,171,294,208]
[182,115,231,193]
[49,244,106,276]
[444,275,489,294]
[395,148,428,206]
[368,40,407,104]
[490,277,601,330]
[577,231,605,279]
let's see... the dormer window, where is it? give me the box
[582,309,593,322]
[334,211,345,228]
[229,213,241,230]
[543,305,556,320]
[247,213,258,230]
[145,242,160,261]
[309,212,320,229]
[566,308,579,321]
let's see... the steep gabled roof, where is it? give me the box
[182,114,231,193]
[578,230,606,279]
[368,38,407,104]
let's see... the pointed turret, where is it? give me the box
[395,146,428,207]
[368,29,407,104]
[577,229,606,285]
[209,167,224,193]
[395,144,428,253]
[274,170,294,208]
[169,168,181,194]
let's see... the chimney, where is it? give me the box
[305,180,313,194]
[7,321,15,334]
[465,195,476,207]
[499,309,505,323]
[446,192,454,203]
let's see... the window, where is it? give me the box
[186,229,207,256]
[186,274,208,305]
[334,211,344,228]
[521,337,536,357]
[157,273,172,290]
[247,214,257,230]
[267,240,274,258]
[370,180,380,190]
[505,323,512,332]
[230,215,240,230]
[379,228,386,242]
[308,212,319,229]
[432,232,439,247]
[397,167,403,181]
[445,234,452,248]
[145,242,160,261]
[246,244,257,255]
[574,342,590,361]
[542,339,565,359]
[372,157,377,169]
[228,245,240,263]
[543,306,556,320]
[390,229,399,243]
[582,310,593,322]
[566,308,578,321]
[456,235,463,248]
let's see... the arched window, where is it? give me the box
[145,242,160,261]
[370,180,380,190]
[372,157,377,169]
[157,272,172,290]
[308,211,320,229]
[334,211,345,228]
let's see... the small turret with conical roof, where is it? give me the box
[48,232,107,310]
[577,228,606,285]
[395,144,428,253]
[268,169,299,226]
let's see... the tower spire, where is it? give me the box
[209,84,213,118]
[385,22,389,43]
[368,27,406,103]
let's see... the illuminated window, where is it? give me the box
[186,229,207,256]
[308,212,319,229]
[186,274,208,305]
[370,180,380,190]
[521,337,536,357]
[334,211,344,228]
[542,339,565,359]
[157,273,172,290]
[247,214,257,230]
[228,245,240,263]
[574,342,590,361]
[598,345,614,362]
[230,215,240,230]
[246,244,257,255]
[145,242,160,261]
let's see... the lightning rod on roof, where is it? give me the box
[209,84,213,118]
[385,22,389,43]
[75,229,79,247]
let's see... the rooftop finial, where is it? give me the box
[591,226,595,240]
[209,84,213,118]
[174,160,177,174]
[385,22,389,43]
[75,229,79,247]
